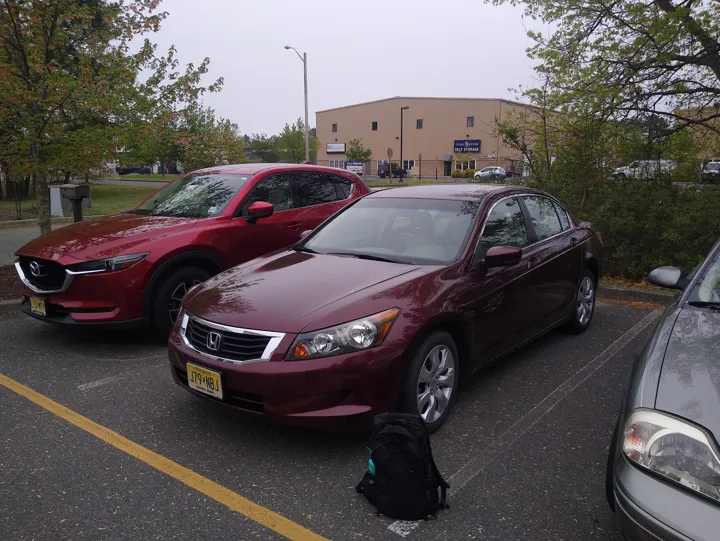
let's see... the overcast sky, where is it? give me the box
[150,0,542,135]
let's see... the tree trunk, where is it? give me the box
[36,171,51,235]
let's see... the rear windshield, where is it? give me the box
[706,163,720,171]
[133,173,252,218]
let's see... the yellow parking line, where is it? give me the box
[0,373,328,541]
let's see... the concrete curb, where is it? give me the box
[0,215,107,231]
[598,285,674,305]
[0,298,21,314]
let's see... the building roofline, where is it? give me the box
[316,96,530,114]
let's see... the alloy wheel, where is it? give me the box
[416,345,456,423]
[168,279,203,323]
[577,276,595,326]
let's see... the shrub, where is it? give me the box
[451,169,463,178]
[465,169,475,178]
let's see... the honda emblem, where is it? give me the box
[206,331,221,351]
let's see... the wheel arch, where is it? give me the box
[403,314,471,381]
[142,250,225,320]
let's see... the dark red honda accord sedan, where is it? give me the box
[168,184,603,432]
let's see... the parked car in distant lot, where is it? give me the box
[474,166,507,181]
[606,237,720,541]
[613,159,676,180]
[14,164,370,334]
[701,161,720,184]
[169,184,603,432]
[378,163,407,179]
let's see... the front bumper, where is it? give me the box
[613,455,719,541]
[17,264,147,325]
[167,326,406,430]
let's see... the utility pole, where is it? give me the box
[285,46,310,162]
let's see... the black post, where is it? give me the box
[71,199,83,222]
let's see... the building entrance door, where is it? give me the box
[443,160,452,176]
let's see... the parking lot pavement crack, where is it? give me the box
[387,308,661,538]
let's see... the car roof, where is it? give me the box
[366,184,521,200]
[190,163,357,176]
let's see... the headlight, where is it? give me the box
[66,253,148,274]
[287,308,400,360]
[622,409,720,503]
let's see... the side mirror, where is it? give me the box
[300,230,312,239]
[485,246,522,267]
[648,266,688,290]
[246,201,274,224]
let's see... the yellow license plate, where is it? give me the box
[186,362,223,399]
[29,296,46,317]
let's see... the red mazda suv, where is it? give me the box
[14,164,370,333]
[168,184,603,432]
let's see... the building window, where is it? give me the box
[466,116,474,128]
[403,160,415,171]
[455,160,477,171]
[372,121,378,131]
[329,160,345,169]
[416,119,423,129]
[332,123,337,133]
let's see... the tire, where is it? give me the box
[151,266,211,336]
[400,331,459,434]
[564,269,596,334]
[606,417,620,512]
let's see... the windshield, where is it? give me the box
[706,163,720,171]
[133,173,252,218]
[301,197,482,265]
[690,249,720,303]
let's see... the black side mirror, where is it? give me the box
[648,266,689,290]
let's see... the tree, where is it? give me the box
[0,0,223,233]
[249,134,280,163]
[488,0,720,136]
[346,138,373,162]
[177,104,247,171]
[276,118,318,163]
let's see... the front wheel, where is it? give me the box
[151,266,211,336]
[564,269,596,334]
[400,331,459,434]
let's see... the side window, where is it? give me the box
[479,198,528,253]
[523,196,563,241]
[332,175,353,199]
[296,173,340,207]
[553,201,570,230]
[240,174,294,215]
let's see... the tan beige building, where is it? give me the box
[315,96,531,177]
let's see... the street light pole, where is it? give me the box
[400,106,409,182]
[285,46,310,163]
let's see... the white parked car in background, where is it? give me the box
[473,166,507,181]
[613,159,676,180]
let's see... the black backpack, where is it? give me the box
[356,412,449,520]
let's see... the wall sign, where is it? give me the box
[453,139,481,153]
[326,143,346,153]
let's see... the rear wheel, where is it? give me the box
[151,267,211,336]
[564,269,596,334]
[400,331,459,434]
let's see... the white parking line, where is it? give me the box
[387,309,662,537]
[76,358,164,391]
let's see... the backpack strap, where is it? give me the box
[431,457,450,509]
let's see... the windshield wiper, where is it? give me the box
[688,301,720,310]
[325,252,412,265]
[294,246,318,254]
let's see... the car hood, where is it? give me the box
[655,307,720,442]
[184,251,421,333]
[16,214,198,262]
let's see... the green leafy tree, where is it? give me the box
[488,0,720,136]
[346,138,373,162]
[249,134,280,163]
[177,104,247,171]
[276,118,319,163]
[0,0,223,233]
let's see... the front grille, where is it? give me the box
[185,318,272,362]
[18,256,66,291]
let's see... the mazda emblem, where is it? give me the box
[206,331,221,351]
[28,261,47,278]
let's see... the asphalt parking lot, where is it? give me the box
[0,301,662,541]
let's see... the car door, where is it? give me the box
[228,173,304,266]
[517,195,582,333]
[457,196,537,368]
[292,172,353,231]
